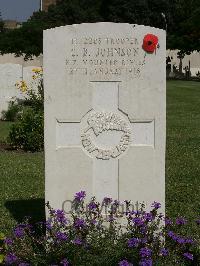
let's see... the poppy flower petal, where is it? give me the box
[142,34,158,53]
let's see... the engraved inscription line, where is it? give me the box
[66,36,146,77]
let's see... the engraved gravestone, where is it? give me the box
[0,63,22,117]
[44,23,166,212]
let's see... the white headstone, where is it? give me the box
[0,63,22,117]
[44,23,166,212]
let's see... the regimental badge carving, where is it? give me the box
[81,111,132,160]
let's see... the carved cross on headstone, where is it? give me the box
[44,23,166,213]
[56,82,154,201]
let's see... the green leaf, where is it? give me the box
[0,254,5,263]
[0,233,5,240]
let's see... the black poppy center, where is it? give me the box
[148,41,153,45]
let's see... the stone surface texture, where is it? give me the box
[44,23,166,212]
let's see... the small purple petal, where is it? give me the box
[60,258,69,266]
[4,238,13,246]
[55,232,68,242]
[139,259,152,266]
[73,238,82,245]
[5,253,18,265]
[74,191,86,201]
[183,252,193,260]
[55,210,67,224]
[88,201,97,210]
[132,217,144,226]
[140,247,152,258]
[164,217,173,226]
[176,217,187,225]
[160,248,169,256]
[103,197,112,205]
[118,260,133,266]
[128,237,140,248]
[74,218,86,229]
[13,226,24,238]
[151,201,161,209]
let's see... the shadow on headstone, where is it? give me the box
[5,198,45,224]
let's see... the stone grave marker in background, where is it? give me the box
[44,23,166,212]
[0,63,22,116]
[0,64,42,117]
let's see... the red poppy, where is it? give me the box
[142,34,158,53]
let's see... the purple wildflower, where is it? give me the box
[132,217,144,226]
[134,210,142,215]
[139,259,152,266]
[13,226,24,238]
[5,253,18,265]
[19,263,30,266]
[74,191,86,201]
[144,213,153,222]
[55,210,67,224]
[55,232,68,242]
[4,238,13,246]
[185,238,194,244]
[74,218,86,229]
[151,201,161,209]
[140,247,152,258]
[45,218,52,230]
[160,248,169,256]
[128,237,140,248]
[171,234,179,241]
[141,237,147,244]
[183,252,193,260]
[103,197,112,205]
[167,231,175,238]
[73,238,82,245]
[88,201,97,210]
[164,217,172,226]
[176,237,186,244]
[60,258,69,266]
[118,260,132,266]
[176,217,187,225]
[140,225,147,234]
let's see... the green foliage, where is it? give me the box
[2,195,200,265]
[0,232,5,264]
[1,0,198,56]
[167,0,200,54]
[100,0,170,28]
[0,12,4,33]
[1,101,22,122]
[0,144,44,233]
[0,0,176,59]
[9,108,44,152]
[166,80,200,238]
[7,68,44,152]
[0,121,14,144]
